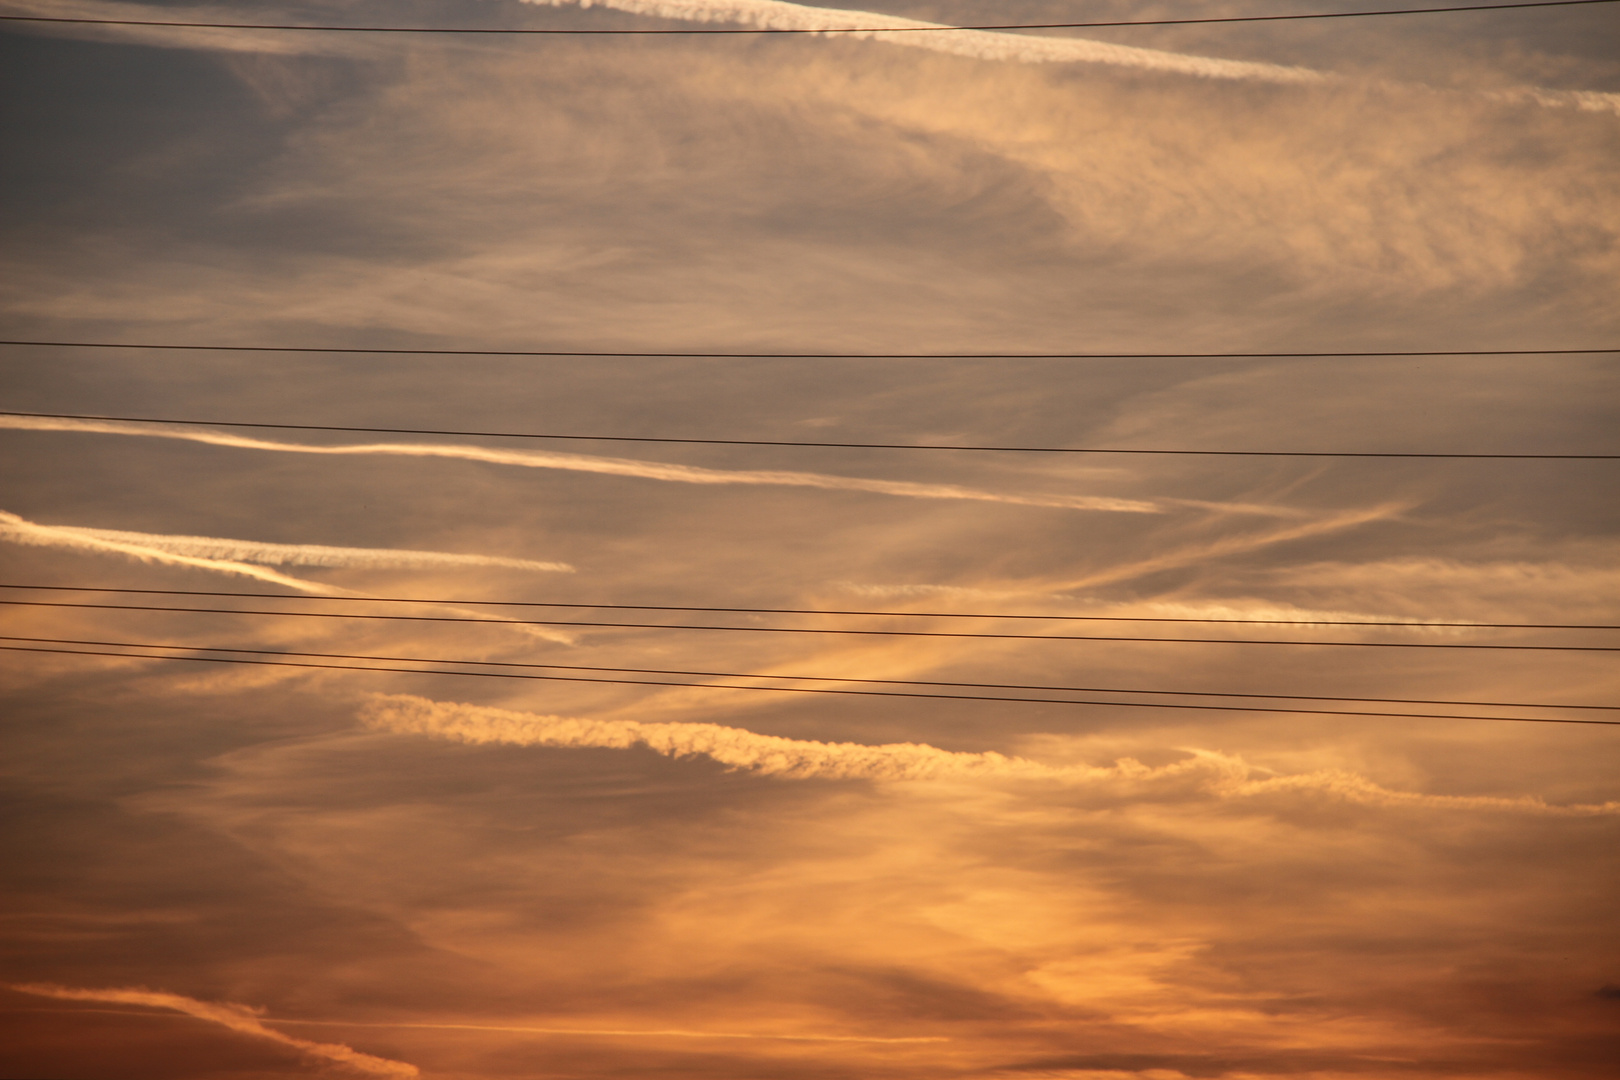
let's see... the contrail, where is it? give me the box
[524,0,1620,113]
[9,984,419,1079]
[362,694,1620,814]
[1,509,348,594]
[527,0,1328,83]
[1049,502,1410,592]
[0,515,572,573]
[362,691,1071,781]
[0,414,1164,514]
[272,1016,946,1043]
[7,0,1615,113]
[0,509,578,643]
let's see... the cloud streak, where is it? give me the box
[1,509,351,594]
[274,1016,945,1043]
[0,509,579,643]
[0,513,572,573]
[10,984,418,1078]
[529,0,1328,84]
[0,414,1164,514]
[529,0,1620,113]
[7,0,1614,115]
[361,694,1620,814]
[1051,502,1410,592]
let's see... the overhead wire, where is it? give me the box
[3,635,1614,726]
[3,1,1615,35]
[5,598,1616,650]
[2,340,1614,359]
[3,411,1614,460]
[3,585,1615,632]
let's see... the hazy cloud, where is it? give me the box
[10,983,419,1078]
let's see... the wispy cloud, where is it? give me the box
[1,509,348,594]
[0,509,579,643]
[274,1016,945,1043]
[362,691,1064,781]
[10,984,419,1078]
[7,0,1614,115]
[1051,502,1410,592]
[361,694,1620,814]
[528,0,1620,113]
[0,513,572,573]
[0,415,1163,514]
[527,0,1326,84]
[833,585,1471,632]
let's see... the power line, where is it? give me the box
[5,632,1606,711]
[2,1,1613,36]
[5,585,1615,632]
[7,598,1617,651]
[2,339,1614,359]
[5,411,1613,460]
[4,636,1613,726]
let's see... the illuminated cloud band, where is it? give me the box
[10,984,418,1079]
[363,693,1620,814]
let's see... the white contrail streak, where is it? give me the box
[526,0,1620,114]
[6,0,1615,113]
[10,984,419,1078]
[1,509,348,594]
[0,509,578,643]
[2,520,572,573]
[1050,502,1410,592]
[273,1017,946,1043]
[363,691,1068,781]
[528,0,1329,83]
[0,415,1163,514]
[362,694,1620,815]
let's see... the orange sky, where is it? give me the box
[2,2,1618,1078]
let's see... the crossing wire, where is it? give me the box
[4,410,1614,460]
[3,1,1615,34]
[3,585,1615,632]
[2,339,1615,359]
[4,636,1615,726]
[6,598,1618,651]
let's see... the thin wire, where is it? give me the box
[4,411,1613,460]
[2,339,1614,359]
[2,1,1614,35]
[7,598,1617,651]
[4,637,1614,726]
[5,632,1608,713]
[4,584,1615,632]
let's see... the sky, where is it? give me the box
[1,2,1618,1078]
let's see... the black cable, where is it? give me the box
[5,411,1613,460]
[3,1,1614,35]
[4,632,1607,712]
[2,339,1614,359]
[3,584,1614,632]
[7,598,1617,651]
[4,636,1613,726]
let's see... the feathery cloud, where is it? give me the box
[1,509,348,594]
[0,509,578,643]
[1051,502,1409,592]
[361,691,1069,782]
[529,0,1620,113]
[4,517,572,573]
[528,0,1326,84]
[361,694,1620,814]
[9,984,418,1078]
[0,415,1163,514]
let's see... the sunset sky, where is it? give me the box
[2,2,1618,1078]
